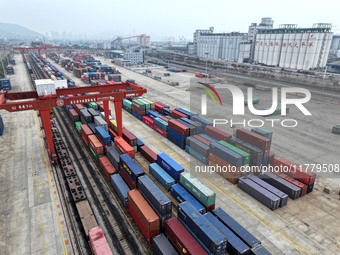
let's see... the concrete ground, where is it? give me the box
[0,55,73,255]
[52,56,340,254]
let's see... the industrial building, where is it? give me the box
[254,23,333,70]
[104,49,145,66]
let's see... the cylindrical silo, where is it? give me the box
[279,33,289,67]
[297,32,309,70]
[304,33,317,70]
[258,33,264,63]
[273,33,283,66]
[262,33,269,65]
[320,32,333,67]
[312,32,324,68]
[285,33,294,68]
[254,34,260,63]
[266,33,274,65]
[291,32,302,69]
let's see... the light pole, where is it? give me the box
[204,51,209,83]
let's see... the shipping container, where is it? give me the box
[88,134,104,155]
[136,138,145,152]
[99,156,117,181]
[149,163,176,191]
[180,172,216,208]
[175,108,197,119]
[212,208,261,248]
[128,189,160,244]
[154,125,168,138]
[94,116,108,131]
[121,165,137,189]
[162,108,171,115]
[81,124,93,146]
[69,109,80,122]
[168,132,186,149]
[154,117,168,131]
[168,119,190,136]
[111,174,130,206]
[191,116,213,127]
[251,128,273,139]
[80,108,92,124]
[229,136,263,167]
[153,234,178,255]
[95,126,111,146]
[88,227,113,255]
[147,110,163,119]
[247,175,288,207]
[109,119,124,134]
[171,184,206,214]
[218,141,250,166]
[105,146,120,170]
[141,146,157,163]
[122,128,137,147]
[143,99,155,109]
[88,108,99,122]
[193,135,211,146]
[210,142,243,167]
[237,177,280,210]
[120,154,144,184]
[275,172,307,197]
[186,137,210,158]
[185,146,208,165]
[170,110,188,119]
[236,129,271,158]
[155,102,170,113]
[132,110,142,120]
[88,123,96,134]
[157,153,184,181]
[204,212,250,255]
[199,134,217,144]
[251,245,271,255]
[115,137,135,159]
[181,118,204,133]
[178,202,227,254]
[259,172,301,200]
[176,119,198,135]
[165,218,207,255]
[74,104,84,114]
[142,116,154,128]
[205,126,231,142]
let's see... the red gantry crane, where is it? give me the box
[0,83,147,162]
[13,47,45,61]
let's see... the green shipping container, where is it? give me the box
[332,125,340,134]
[75,121,82,134]
[123,99,132,107]
[88,102,98,110]
[132,99,145,110]
[89,144,104,161]
[218,141,250,166]
[165,116,174,120]
[181,108,198,115]
[256,127,273,139]
[179,172,216,207]
[137,99,151,111]
[123,105,132,113]
[244,98,259,105]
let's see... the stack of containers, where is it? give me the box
[75,121,82,134]
[142,99,155,110]
[111,174,130,206]
[138,175,172,229]
[147,110,163,120]
[132,99,146,119]
[229,136,263,167]
[122,128,137,151]
[191,116,213,127]
[165,218,207,255]
[69,109,80,122]
[209,141,243,184]
[115,137,135,158]
[168,119,190,149]
[141,146,157,163]
[205,126,231,142]
[171,184,206,214]
[155,102,170,113]
[123,99,132,113]
[128,189,160,244]
[138,99,151,113]
[251,128,273,139]
[157,153,184,181]
[149,163,175,191]
[88,102,98,111]
[274,172,307,197]
[179,172,216,211]
[142,116,154,129]
[95,126,111,146]
[99,156,117,181]
[105,146,120,170]
[119,154,144,189]
[88,108,99,123]
[272,157,316,193]
[176,119,198,135]
[175,108,198,119]
[80,108,92,124]
[170,110,188,119]
[161,108,171,115]
[88,134,104,160]
[81,124,93,146]
[181,118,204,134]
[153,117,168,138]
[100,112,114,121]
[109,120,123,134]
[236,129,271,165]
[178,202,227,254]
[94,116,108,131]
[185,137,210,164]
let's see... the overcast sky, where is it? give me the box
[1,0,339,40]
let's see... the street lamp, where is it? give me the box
[204,51,209,83]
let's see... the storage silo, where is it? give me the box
[262,33,269,65]
[320,32,333,67]
[266,33,275,65]
[279,33,289,67]
[303,33,317,70]
[284,33,295,68]
[272,33,283,66]
[291,32,302,69]
[257,33,264,63]
[297,32,309,70]
[312,32,324,68]
[254,35,260,63]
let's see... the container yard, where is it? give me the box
[0,40,340,255]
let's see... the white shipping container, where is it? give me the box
[100,112,114,121]
[94,116,108,131]
[35,79,56,97]
[54,80,68,89]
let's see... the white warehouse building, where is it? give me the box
[254,24,333,70]
[196,32,248,61]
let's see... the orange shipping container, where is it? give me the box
[99,156,117,180]
[114,137,135,159]
[128,189,160,244]
[88,135,104,155]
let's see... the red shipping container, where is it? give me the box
[99,156,117,181]
[114,137,135,158]
[168,119,189,136]
[122,128,137,147]
[159,116,169,123]
[81,124,93,146]
[142,116,154,129]
[108,128,118,141]
[165,218,207,255]
[205,126,231,142]
[128,190,160,244]
[120,166,136,189]
[69,109,80,122]
[154,102,167,113]
[132,106,145,116]
[153,125,168,138]
[275,172,308,197]
[140,146,157,163]
[88,135,104,155]
[236,128,271,157]
[209,152,242,175]
[88,227,113,255]
[74,104,84,114]
[192,135,211,146]
[170,110,188,119]
[273,157,316,185]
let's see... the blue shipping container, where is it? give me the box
[199,134,217,143]
[120,154,144,183]
[212,208,261,248]
[157,153,184,181]
[191,116,213,126]
[147,110,163,119]
[209,142,243,166]
[95,126,111,146]
[168,132,186,149]
[176,119,198,135]
[132,110,142,120]
[162,108,171,115]
[111,174,130,206]
[106,146,120,170]
[152,234,178,255]
[181,118,204,133]
[138,175,172,215]
[229,136,263,166]
[251,245,272,255]
[175,108,193,119]
[136,138,144,151]
[185,145,208,165]
[204,212,250,255]
[186,137,209,157]
[154,117,168,131]
[178,202,227,254]
[149,163,175,191]
[168,127,187,142]
[171,184,206,214]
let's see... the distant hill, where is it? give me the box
[0,22,42,37]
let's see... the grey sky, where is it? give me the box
[1,0,339,40]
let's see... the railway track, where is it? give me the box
[53,107,143,255]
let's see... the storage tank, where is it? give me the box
[258,33,264,63]
[320,32,333,67]
[261,34,268,65]
[297,33,309,70]
[267,33,275,66]
[254,35,260,63]
[291,33,302,69]
[284,33,295,68]
[330,35,340,50]
[312,33,323,68]
[303,33,317,70]
[272,33,283,66]
[279,33,289,67]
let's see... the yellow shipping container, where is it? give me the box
[143,99,155,109]
[109,119,124,133]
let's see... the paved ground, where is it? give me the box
[52,56,340,254]
[0,55,73,255]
